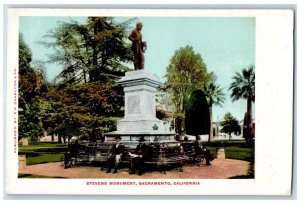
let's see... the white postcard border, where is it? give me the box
[5,8,294,195]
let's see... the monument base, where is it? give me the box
[117,119,166,132]
[104,69,175,142]
[105,131,175,142]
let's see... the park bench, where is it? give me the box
[61,140,204,172]
[60,141,99,168]
[180,141,205,166]
[94,141,184,174]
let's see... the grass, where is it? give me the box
[204,140,254,162]
[19,142,67,149]
[18,173,66,178]
[18,142,67,165]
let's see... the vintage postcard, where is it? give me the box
[5,8,293,195]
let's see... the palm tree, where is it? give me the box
[229,65,255,143]
[204,82,225,142]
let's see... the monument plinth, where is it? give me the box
[105,69,175,142]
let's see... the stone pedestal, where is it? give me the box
[105,69,175,142]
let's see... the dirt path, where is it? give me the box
[19,159,250,179]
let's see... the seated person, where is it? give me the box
[64,140,81,169]
[69,139,81,159]
[106,136,125,174]
[179,145,185,157]
[202,145,213,165]
[128,136,150,176]
[193,141,203,157]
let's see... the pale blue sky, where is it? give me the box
[19,16,255,121]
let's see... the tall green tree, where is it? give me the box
[229,65,255,143]
[204,77,225,142]
[40,81,124,142]
[41,17,132,84]
[166,46,211,135]
[19,34,46,141]
[220,112,241,138]
[38,17,133,141]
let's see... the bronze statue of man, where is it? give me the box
[128,22,147,70]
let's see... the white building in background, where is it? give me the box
[212,121,244,140]
[39,131,59,142]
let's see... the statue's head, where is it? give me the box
[136,22,143,31]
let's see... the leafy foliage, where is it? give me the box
[220,113,241,137]
[19,34,32,74]
[229,65,255,143]
[41,17,132,84]
[41,82,124,141]
[19,17,134,142]
[166,46,212,134]
[203,77,225,142]
[204,79,225,108]
[33,17,135,142]
[229,66,255,102]
[19,34,47,141]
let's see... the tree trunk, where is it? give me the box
[175,117,183,136]
[246,97,253,143]
[208,107,214,142]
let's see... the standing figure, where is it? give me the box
[106,136,125,174]
[128,136,149,175]
[128,22,147,70]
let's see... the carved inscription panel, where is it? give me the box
[127,95,141,114]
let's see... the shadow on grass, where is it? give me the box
[34,148,67,153]
[18,173,66,179]
[18,147,67,158]
[228,174,254,179]
[18,152,41,157]
[203,140,254,148]
[19,142,67,148]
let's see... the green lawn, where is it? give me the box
[204,140,254,162]
[18,142,67,165]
